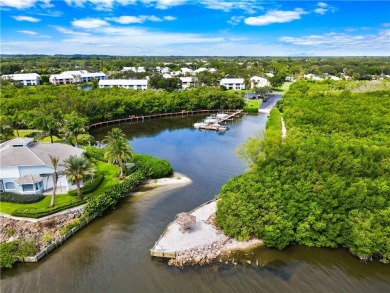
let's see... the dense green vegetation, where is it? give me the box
[133,154,173,179]
[0,240,36,269]
[0,86,244,130]
[0,192,44,204]
[84,170,148,217]
[216,80,390,263]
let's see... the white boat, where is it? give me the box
[217,125,229,132]
[204,116,219,124]
[194,122,209,128]
[216,113,229,119]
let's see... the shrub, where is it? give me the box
[243,106,259,113]
[133,154,173,179]
[60,218,82,235]
[83,146,106,162]
[0,192,44,204]
[11,199,82,218]
[84,170,147,217]
[0,240,36,269]
[68,174,104,196]
[41,231,54,244]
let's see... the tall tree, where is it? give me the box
[62,155,95,201]
[49,155,60,208]
[103,128,134,178]
[63,112,88,147]
[0,115,15,142]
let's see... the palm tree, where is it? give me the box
[103,128,134,178]
[63,112,88,147]
[61,155,95,201]
[49,155,60,208]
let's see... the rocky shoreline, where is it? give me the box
[0,210,83,254]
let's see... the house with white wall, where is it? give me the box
[250,76,270,89]
[0,138,84,195]
[180,77,198,89]
[1,73,40,86]
[98,79,148,90]
[219,78,246,90]
[50,70,107,84]
[122,67,137,72]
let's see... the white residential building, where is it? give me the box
[194,67,207,74]
[220,78,246,90]
[180,77,198,89]
[181,68,193,75]
[161,67,171,74]
[122,67,137,72]
[163,74,173,79]
[208,68,217,73]
[0,138,84,195]
[50,70,107,84]
[137,67,146,73]
[98,79,148,90]
[265,72,274,78]
[250,76,270,88]
[1,73,40,86]
[304,74,323,81]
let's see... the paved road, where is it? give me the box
[258,94,282,113]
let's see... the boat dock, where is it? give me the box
[89,109,242,129]
[195,109,243,131]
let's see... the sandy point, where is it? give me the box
[142,172,192,188]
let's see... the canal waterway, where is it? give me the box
[1,114,389,293]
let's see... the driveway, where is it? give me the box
[258,94,282,114]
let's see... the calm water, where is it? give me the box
[1,114,389,293]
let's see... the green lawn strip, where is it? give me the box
[86,161,120,198]
[0,194,77,215]
[273,82,292,94]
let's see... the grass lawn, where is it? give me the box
[0,194,77,215]
[0,161,120,216]
[13,129,63,143]
[245,99,262,109]
[273,82,292,94]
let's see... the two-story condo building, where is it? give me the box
[98,79,148,90]
[50,70,107,84]
[180,77,198,89]
[219,78,246,90]
[1,73,40,86]
[250,76,270,88]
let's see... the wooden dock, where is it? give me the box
[196,109,243,131]
[89,109,242,130]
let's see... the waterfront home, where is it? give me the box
[50,70,107,84]
[1,73,40,86]
[180,77,198,89]
[250,76,270,88]
[98,79,148,90]
[0,138,84,194]
[219,78,246,90]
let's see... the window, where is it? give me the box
[5,182,16,189]
[22,184,34,192]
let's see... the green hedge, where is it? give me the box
[133,154,173,179]
[84,170,147,217]
[83,146,106,162]
[0,192,44,204]
[243,106,259,113]
[11,199,83,218]
[0,240,36,269]
[68,174,105,196]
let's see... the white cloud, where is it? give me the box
[0,0,52,9]
[153,0,187,9]
[163,15,176,21]
[13,15,41,22]
[245,9,308,26]
[314,2,335,15]
[72,18,109,29]
[227,16,244,25]
[18,30,38,35]
[108,15,165,24]
[201,0,262,13]
[279,30,390,49]
[52,25,91,36]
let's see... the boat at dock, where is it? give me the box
[193,110,243,132]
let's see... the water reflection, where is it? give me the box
[2,113,389,293]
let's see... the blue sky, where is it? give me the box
[1,0,389,56]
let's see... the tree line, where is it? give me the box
[216,80,390,263]
[0,85,244,142]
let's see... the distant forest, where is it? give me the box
[1,55,389,81]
